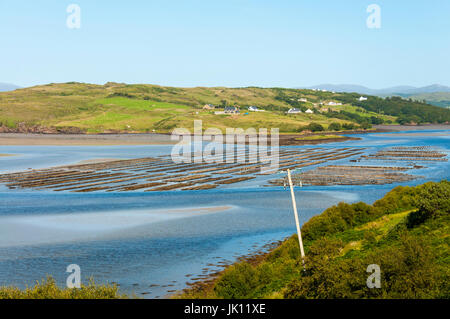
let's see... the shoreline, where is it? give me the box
[373,124,450,132]
[0,133,176,146]
[0,132,359,146]
[0,124,448,146]
[176,180,450,299]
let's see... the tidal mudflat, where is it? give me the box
[0,129,448,298]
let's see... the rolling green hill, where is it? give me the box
[0,82,448,133]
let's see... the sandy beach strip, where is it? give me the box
[75,158,123,165]
[374,124,450,132]
[377,131,450,137]
[0,133,176,146]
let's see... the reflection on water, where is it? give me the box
[0,130,449,298]
[0,206,233,247]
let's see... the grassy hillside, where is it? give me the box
[408,92,450,108]
[0,277,126,299]
[180,181,449,299]
[0,82,449,133]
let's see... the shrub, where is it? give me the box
[302,202,381,241]
[0,277,125,299]
[283,238,369,299]
[360,122,372,130]
[328,122,342,131]
[306,122,324,132]
[373,185,417,214]
[407,181,450,228]
[284,234,444,299]
[342,123,355,130]
[363,234,443,298]
[214,262,259,299]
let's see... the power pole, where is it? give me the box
[287,169,306,270]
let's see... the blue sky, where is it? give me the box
[1,0,449,88]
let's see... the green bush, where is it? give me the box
[0,277,126,299]
[328,122,342,131]
[214,262,260,299]
[284,234,444,299]
[373,185,417,214]
[360,121,372,130]
[407,181,450,228]
[306,122,324,132]
[284,238,367,299]
[302,202,381,241]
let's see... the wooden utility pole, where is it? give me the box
[287,169,306,270]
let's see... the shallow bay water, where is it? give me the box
[0,130,449,298]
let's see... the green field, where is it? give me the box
[1,82,448,133]
[327,103,397,123]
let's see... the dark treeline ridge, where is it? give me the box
[180,181,450,299]
[334,94,450,124]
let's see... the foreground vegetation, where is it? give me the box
[0,277,126,299]
[1,82,449,133]
[180,181,450,299]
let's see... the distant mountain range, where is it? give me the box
[304,84,450,108]
[0,83,20,92]
[304,84,450,96]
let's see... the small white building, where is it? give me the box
[358,96,368,101]
[203,104,215,110]
[224,106,240,114]
[248,106,259,112]
[287,108,301,114]
[327,101,343,106]
[305,109,314,114]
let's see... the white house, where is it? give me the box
[358,96,368,101]
[287,108,301,114]
[224,106,240,114]
[305,109,314,114]
[327,101,343,106]
[248,106,259,112]
[203,104,215,110]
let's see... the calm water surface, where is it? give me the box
[0,130,449,298]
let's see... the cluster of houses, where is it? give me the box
[288,97,308,103]
[204,97,365,116]
[325,101,343,106]
[200,94,369,117]
[287,108,314,114]
[203,104,264,115]
[203,104,215,110]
